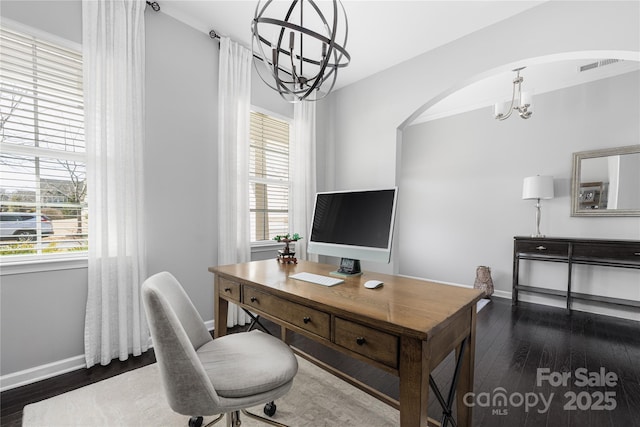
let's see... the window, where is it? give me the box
[249,111,291,242]
[0,26,87,259]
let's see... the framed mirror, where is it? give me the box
[571,145,640,217]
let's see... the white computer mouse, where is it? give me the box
[364,280,384,289]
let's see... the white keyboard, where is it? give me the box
[289,272,344,287]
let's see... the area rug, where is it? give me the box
[22,356,399,427]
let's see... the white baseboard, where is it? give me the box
[396,273,512,301]
[492,289,511,300]
[1,320,217,393]
[0,354,86,393]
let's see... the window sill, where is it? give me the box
[0,254,88,276]
[251,241,285,253]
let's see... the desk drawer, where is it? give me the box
[516,241,569,257]
[244,287,330,339]
[218,278,241,303]
[334,317,398,368]
[572,243,640,263]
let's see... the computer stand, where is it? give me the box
[332,258,362,276]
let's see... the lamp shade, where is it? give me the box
[522,175,554,200]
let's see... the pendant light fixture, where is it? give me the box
[251,0,350,102]
[494,67,533,120]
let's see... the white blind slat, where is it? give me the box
[0,26,87,258]
[249,111,291,242]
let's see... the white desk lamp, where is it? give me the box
[522,175,554,238]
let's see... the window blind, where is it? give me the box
[0,27,87,258]
[249,111,290,242]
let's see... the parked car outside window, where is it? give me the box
[0,212,54,242]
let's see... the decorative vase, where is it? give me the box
[474,266,494,298]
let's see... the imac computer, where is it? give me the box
[307,187,398,276]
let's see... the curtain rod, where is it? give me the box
[146,6,295,81]
[208,28,295,79]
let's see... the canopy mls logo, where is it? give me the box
[462,387,553,415]
[463,367,619,416]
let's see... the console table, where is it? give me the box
[210,259,483,427]
[512,236,640,310]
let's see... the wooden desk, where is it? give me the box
[209,260,483,427]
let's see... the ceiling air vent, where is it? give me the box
[579,59,622,72]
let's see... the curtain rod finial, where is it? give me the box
[146,1,160,12]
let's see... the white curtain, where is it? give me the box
[291,102,318,262]
[217,37,252,327]
[83,0,149,368]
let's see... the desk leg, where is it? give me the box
[399,336,430,427]
[213,276,229,338]
[456,307,477,427]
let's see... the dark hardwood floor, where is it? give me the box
[2,297,639,426]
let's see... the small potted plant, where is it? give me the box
[273,233,302,264]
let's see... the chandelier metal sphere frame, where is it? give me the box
[251,0,351,102]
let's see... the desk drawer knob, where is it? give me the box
[634,252,640,256]
[224,287,231,293]
[356,336,366,346]
[536,246,547,251]
[303,316,311,324]
[250,296,258,303]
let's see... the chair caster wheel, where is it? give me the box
[264,401,277,417]
[189,416,203,427]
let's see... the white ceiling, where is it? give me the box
[415,58,640,124]
[158,1,639,121]
[158,0,545,89]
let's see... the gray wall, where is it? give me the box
[144,8,219,331]
[1,0,87,381]
[400,72,640,319]
[318,1,639,294]
[144,9,292,321]
[0,0,291,380]
[322,1,638,193]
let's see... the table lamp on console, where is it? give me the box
[522,175,554,238]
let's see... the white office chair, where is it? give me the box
[141,271,298,427]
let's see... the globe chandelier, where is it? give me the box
[251,0,351,102]
[494,67,533,121]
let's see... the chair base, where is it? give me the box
[190,414,223,427]
[239,409,288,427]
[192,408,288,427]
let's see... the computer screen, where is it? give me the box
[308,188,398,275]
